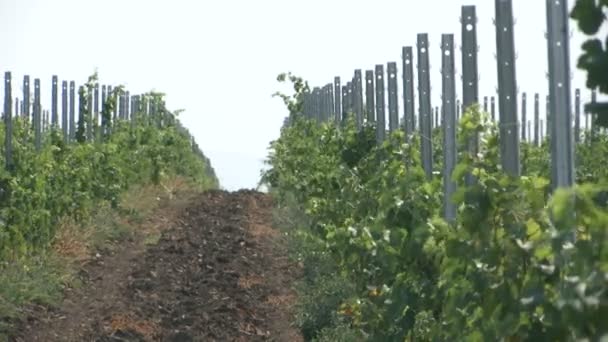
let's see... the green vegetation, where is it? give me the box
[0,74,217,339]
[0,76,217,258]
[263,79,608,340]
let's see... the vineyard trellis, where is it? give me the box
[299,0,602,221]
[1,71,202,170]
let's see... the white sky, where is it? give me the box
[0,0,600,190]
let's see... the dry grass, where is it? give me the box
[265,294,296,308]
[52,217,93,265]
[238,274,265,289]
[51,177,200,266]
[108,313,160,340]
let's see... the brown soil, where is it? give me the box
[13,190,302,342]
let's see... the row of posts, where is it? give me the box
[2,72,168,171]
[301,0,588,221]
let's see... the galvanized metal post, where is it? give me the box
[320,86,326,122]
[417,33,433,178]
[51,75,58,127]
[347,81,353,124]
[495,0,520,176]
[94,83,100,136]
[461,5,479,131]
[483,96,488,113]
[375,64,386,142]
[403,47,416,135]
[34,79,41,150]
[456,99,461,121]
[23,75,30,119]
[590,90,597,138]
[534,93,540,145]
[574,88,580,143]
[521,92,527,141]
[546,0,574,188]
[4,72,13,170]
[334,77,341,124]
[365,70,375,123]
[62,81,68,143]
[87,88,93,140]
[546,95,550,138]
[78,86,85,141]
[341,85,348,124]
[14,98,18,119]
[354,70,364,128]
[387,62,399,132]
[125,91,131,122]
[328,84,335,123]
[491,96,496,121]
[118,93,125,121]
[442,34,457,221]
[69,81,75,141]
[435,106,439,128]
[528,120,531,141]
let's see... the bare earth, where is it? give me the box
[14,190,303,342]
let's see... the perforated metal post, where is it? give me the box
[534,93,540,145]
[574,88,580,143]
[125,91,130,122]
[62,81,68,143]
[590,90,597,139]
[491,96,496,121]
[546,0,574,188]
[521,92,527,141]
[353,70,363,129]
[347,81,354,124]
[387,62,399,132]
[94,83,100,136]
[34,79,41,150]
[495,0,520,176]
[69,81,75,141]
[483,96,488,113]
[51,76,58,127]
[435,107,439,128]
[402,47,415,135]
[441,34,457,221]
[334,77,341,124]
[120,93,126,121]
[23,76,30,119]
[319,86,326,123]
[375,64,386,142]
[328,83,335,123]
[4,72,13,170]
[418,33,433,178]
[456,99,461,121]
[365,70,375,123]
[341,85,348,124]
[79,86,86,141]
[461,5,479,133]
[87,88,93,140]
[546,95,550,138]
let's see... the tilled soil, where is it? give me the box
[15,190,302,342]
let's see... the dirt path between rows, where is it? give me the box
[14,190,302,342]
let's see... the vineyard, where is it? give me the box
[0,72,219,338]
[1,0,608,341]
[261,1,608,341]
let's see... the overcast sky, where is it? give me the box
[0,0,600,190]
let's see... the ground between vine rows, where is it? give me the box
[15,189,302,342]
